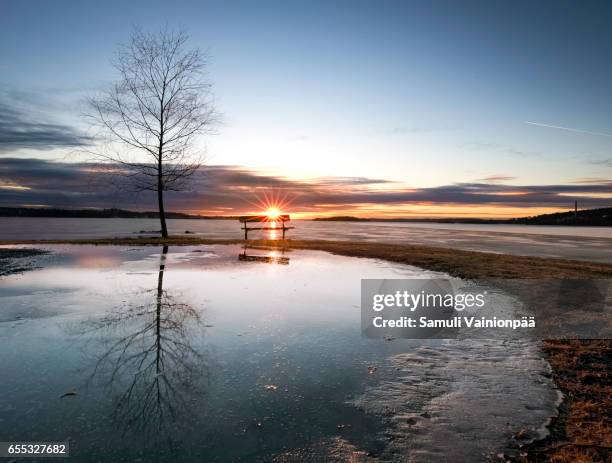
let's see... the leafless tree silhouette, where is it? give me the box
[81,246,210,438]
[87,28,217,237]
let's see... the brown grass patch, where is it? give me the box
[521,340,611,462]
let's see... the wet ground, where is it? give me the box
[0,245,560,462]
[1,217,611,263]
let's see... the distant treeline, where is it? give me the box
[0,207,237,220]
[2,206,611,225]
[507,207,612,226]
[313,207,612,226]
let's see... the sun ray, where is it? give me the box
[243,189,296,220]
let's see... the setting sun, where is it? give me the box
[265,207,281,219]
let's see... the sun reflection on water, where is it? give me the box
[268,221,279,239]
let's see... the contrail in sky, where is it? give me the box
[525,121,612,137]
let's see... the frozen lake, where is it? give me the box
[1,217,611,262]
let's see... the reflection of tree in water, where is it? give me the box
[82,246,209,440]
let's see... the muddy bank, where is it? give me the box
[0,248,48,277]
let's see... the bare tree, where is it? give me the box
[87,28,217,237]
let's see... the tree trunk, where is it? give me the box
[158,189,168,237]
[157,157,168,238]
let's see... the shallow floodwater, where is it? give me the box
[0,245,559,462]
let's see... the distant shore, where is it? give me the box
[313,207,612,226]
[1,206,611,226]
[1,237,610,461]
[0,207,237,220]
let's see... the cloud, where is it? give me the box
[391,124,449,134]
[478,175,516,182]
[1,158,611,213]
[589,158,612,168]
[461,142,541,157]
[504,148,541,157]
[572,177,612,184]
[0,92,91,153]
[311,176,394,186]
[460,142,499,151]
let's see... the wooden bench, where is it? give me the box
[238,214,294,240]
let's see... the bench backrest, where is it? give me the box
[239,214,290,223]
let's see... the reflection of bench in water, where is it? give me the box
[238,215,294,240]
[238,246,290,265]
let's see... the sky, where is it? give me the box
[1,0,611,218]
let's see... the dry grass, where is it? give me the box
[519,340,611,462]
[547,447,607,463]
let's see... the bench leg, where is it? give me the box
[282,226,286,240]
[244,227,248,240]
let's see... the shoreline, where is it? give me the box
[3,236,612,278]
[1,237,610,461]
